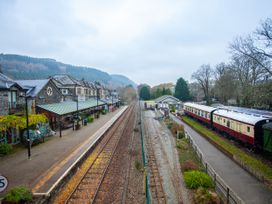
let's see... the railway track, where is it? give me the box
[93,103,137,203]
[145,119,167,204]
[54,105,134,204]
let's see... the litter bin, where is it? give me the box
[83,119,87,126]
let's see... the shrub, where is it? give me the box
[184,170,214,189]
[0,143,13,155]
[176,139,188,150]
[134,160,143,171]
[177,131,185,139]
[167,122,173,129]
[170,123,184,135]
[194,187,220,204]
[102,110,107,115]
[4,186,32,203]
[181,160,199,172]
[87,116,94,123]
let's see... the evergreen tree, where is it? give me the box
[174,77,190,101]
[139,86,151,100]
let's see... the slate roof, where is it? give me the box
[52,74,80,86]
[16,79,50,97]
[37,98,106,116]
[155,95,180,103]
[0,73,23,90]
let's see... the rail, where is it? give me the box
[139,101,150,204]
[63,105,133,203]
[185,131,244,204]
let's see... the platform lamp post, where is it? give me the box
[24,91,31,159]
[111,90,114,111]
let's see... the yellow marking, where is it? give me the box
[32,136,94,193]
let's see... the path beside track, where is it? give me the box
[144,110,189,204]
[170,114,272,204]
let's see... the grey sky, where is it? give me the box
[0,0,271,86]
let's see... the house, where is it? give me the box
[0,73,26,144]
[16,79,63,114]
[51,74,83,101]
[155,95,180,110]
[0,73,25,115]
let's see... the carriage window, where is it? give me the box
[247,126,250,132]
[223,119,225,123]
[227,120,230,127]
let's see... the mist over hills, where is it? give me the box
[0,54,137,88]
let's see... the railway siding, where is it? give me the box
[143,110,188,204]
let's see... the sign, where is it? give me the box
[46,86,53,96]
[0,175,8,192]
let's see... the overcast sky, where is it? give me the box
[0,0,271,86]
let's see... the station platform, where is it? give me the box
[0,106,127,197]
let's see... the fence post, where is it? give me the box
[214,173,216,184]
[227,187,230,204]
[205,162,208,173]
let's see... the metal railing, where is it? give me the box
[139,101,150,204]
[185,132,244,204]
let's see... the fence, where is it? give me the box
[139,101,150,204]
[185,132,244,204]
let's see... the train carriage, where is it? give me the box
[183,102,217,125]
[212,109,272,150]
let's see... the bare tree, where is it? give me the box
[230,18,272,76]
[229,51,266,106]
[192,64,214,105]
[214,63,237,104]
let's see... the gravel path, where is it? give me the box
[144,110,189,204]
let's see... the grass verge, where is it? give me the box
[182,116,272,187]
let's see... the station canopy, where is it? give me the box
[37,98,106,116]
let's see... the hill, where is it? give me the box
[0,54,136,88]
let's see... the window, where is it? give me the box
[227,120,230,128]
[77,88,81,95]
[62,89,68,95]
[223,119,225,123]
[247,126,250,133]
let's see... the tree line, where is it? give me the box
[138,77,190,101]
[191,18,272,109]
[139,17,272,110]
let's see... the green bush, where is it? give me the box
[4,186,32,203]
[87,116,94,123]
[194,187,220,204]
[134,160,143,171]
[0,143,13,155]
[184,170,214,189]
[176,139,189,150]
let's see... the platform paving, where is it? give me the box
[170,114,272,204]
[0,107,126,196]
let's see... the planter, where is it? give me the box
[75,124,81,130]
